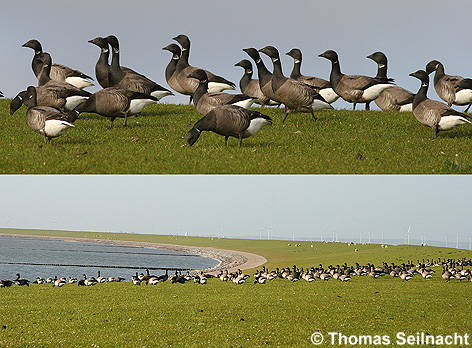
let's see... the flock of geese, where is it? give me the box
[5,34,472,144]
[1,258,470,288]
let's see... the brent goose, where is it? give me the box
[22,39,94,89]
[88,37,112,88]
[74,87,157,128]
[162,43,185,96]
[409,70,472,138]
[426,60,472,112]
[187,105,272,146]
[366,52,414,112]
[286,48,338,104]
[172,34,235,103]
[319,50,394,110]
[19,86,79,142]
[259,46,333,122]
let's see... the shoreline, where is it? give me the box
[0,233,267,274]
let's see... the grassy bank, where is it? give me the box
[2,101,472,174]
[0,228,471,347]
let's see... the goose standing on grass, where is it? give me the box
[243,48,279,104]
[74,87,157,128]
[286,48,339,104]
[409,70,472,138]
[104,35,173,101]
[187,105,272,146]
[188,69,255,115]
[162,43,184,96]
[22,39,94,89]
[259,46,333,122]
[318,50,394,110]
[18,86,79,142]
[426,60,472,112]
[234,59,278,106]
[366,51,414,112]
[172,34,235,103]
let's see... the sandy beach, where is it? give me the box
[0,233,267,273]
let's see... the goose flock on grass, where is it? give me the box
[4,34,472,144]
[1,258,470,288]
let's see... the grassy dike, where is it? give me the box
[2,101,472,174]
[0,228,471,347]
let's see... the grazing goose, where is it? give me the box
[426,60,472,112]
[14,274,29,286]
[74,87,157,128]
[10,84,90,115]
[366,52,414,112]
[187,105,272,146]
[286,48,339,104]
[234,59,278,106]
[88,37,112,88]
[409,70,472,138]
[19,86,79,142]
[104,35,173,101]
[318,50,394,110]
[172,34,235,103]
[162,43,185,96]
[188,69,255,115]
[22,39,94,89]
[259,46,333,122]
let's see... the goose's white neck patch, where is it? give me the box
[256,59,261,64]
[102,49,109,53]
[247,70,253,74]
[182,48,188,51]
[173,55,179,59]
[379,64,385,68]
[113,49,119,53]
[294,60,301,64]
[422,83,428,87]
[272,58,279,62]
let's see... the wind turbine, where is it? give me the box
[407,225,411,245]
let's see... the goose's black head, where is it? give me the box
[425,60,441,74]
[234,59,252,70]
[366,51,387,65]
[22,39,42,53]
[286,48,302,61]
[173,34,190,50]
[243,48,261,62]
[258,46,280,61]
[105,35,120,52]
[88,37,109,50]
[10,90,27,115]
[186,128,201,146]
[409,70,429,84]
[187,69,208,82]
[162,43,181,58]
[318,50,339,63]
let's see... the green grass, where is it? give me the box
[0,228,471,347]
[2,101,472,174]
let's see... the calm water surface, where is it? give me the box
[0,236,219,280]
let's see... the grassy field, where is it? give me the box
[2,100,472,174]
[0,228,471,347]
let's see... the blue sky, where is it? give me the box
[1,176,471,248]
[2,1,472,109]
